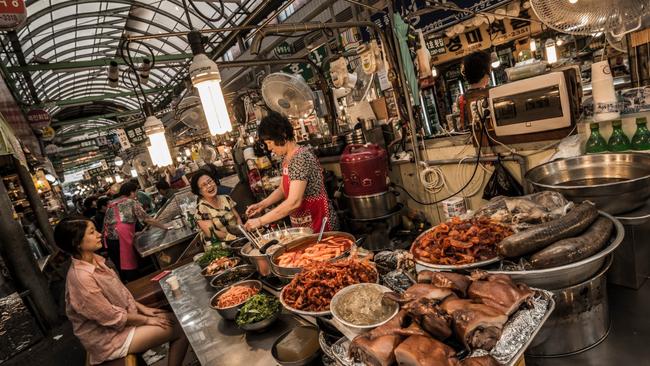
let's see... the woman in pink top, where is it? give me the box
[54,217,188,365]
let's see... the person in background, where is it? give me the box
[54,217,188,365]
[165,165,189,189]
[103,182,169,282]
[155,180,177,209]
[94,196,110,233]
[191,171,242,242]
[244,111,338,233]
[458,51,492,130]
[82,196,98,219]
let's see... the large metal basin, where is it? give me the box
[488,212,623,289]
[525,153,650,215]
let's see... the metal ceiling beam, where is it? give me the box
[53,110,141,127]
[6,31,40,103]
[34,86,173,108]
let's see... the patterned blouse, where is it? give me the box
[287,147,339,229]
[193,195,239,238]
[103,197,148,240]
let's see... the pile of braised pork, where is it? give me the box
[349,271,535,366]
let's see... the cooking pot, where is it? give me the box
[344,190,398,219]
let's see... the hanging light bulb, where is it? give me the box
[545,38,558,63]
[114,157,123,167]
[143,102,173,167]
[184,147,192,157]
[431,65,438,78]
[490,50,501,68]
[530,38,537,53]
[188,31,232,136]
[569,0,578,4]
[105,176,114,184]
[556,37,564,46]
[115,175,124,183]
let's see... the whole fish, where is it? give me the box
[497,202,599,258]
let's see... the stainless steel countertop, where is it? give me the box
[160,263,310,366]
[134,226,198,257]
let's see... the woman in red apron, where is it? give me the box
[244,112,338,233]
[103,181,169,281]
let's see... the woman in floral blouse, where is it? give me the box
[103,181,168,281]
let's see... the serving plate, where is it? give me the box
[279,285,332,317]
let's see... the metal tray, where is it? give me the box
[486,212,624,289]
[329,290,556,366]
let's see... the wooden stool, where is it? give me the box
[85,354,139,366]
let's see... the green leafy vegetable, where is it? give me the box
[236,294,281,326]
[197,246,230,268]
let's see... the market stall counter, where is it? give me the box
[159,263,312,366]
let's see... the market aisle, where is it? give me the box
[526,280,650,366]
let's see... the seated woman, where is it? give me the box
[54,217,188,365]
[191,171,242,242]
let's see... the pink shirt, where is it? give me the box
[65,254,138,365]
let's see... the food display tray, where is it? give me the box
[327,289,555,366]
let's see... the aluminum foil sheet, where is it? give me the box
[0,292,42,363]
[329,289,555,366]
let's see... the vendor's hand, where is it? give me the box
[245,203,265,218]
[244,218,263,231]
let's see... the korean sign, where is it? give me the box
[124,124,147,145]
[0,0,26,30]
[427,9,542,65]
[26,109,51,129]
[115,128,132,150]
[282,44,328,84]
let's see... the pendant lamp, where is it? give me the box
[143,102,173,167]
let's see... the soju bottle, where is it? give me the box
[209,227,220,247]
[607,120,631,152]
[585,123,608,153]
[631,117,650,151]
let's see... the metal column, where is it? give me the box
[0,173,59,328]
[13,157,57,253]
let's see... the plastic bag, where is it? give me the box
[482,159,524,200]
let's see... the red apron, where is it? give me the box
[105,198,139,271]
[282,148,332,233]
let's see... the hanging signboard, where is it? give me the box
[282,44,329,84]
[0,0,26,30]
[26,109,51,129]
[100,159,109,171]
[95,135,110,146]
[124,124,147,144]
[86,167,103,178]
[115,128,132,150]
[427,9,542,65]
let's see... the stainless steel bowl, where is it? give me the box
[270,232,356,278]
[200,257,240,280]
[271,326,321,366]
[209,279,261,320]
[525,153,650,214]
[240,242,273,276]
[487,212,624,289]
[237,308,281,332]
[330,283,399,331]
[258,227,314,246]
[209,264,256,290]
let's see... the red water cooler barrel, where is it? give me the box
[340,143,388,196]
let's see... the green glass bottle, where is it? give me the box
[209,227,221,247]
[607,120,631,152]
[585,123,608,153]
[631,117,650,151]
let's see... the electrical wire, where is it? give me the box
[185,0,226,23]
[393,116,486,205]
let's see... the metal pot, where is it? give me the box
[526,255,613,357]
[525,153,650,215]
[270,232,356,278]
[240,242,273,276]
[344,191,398,219]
